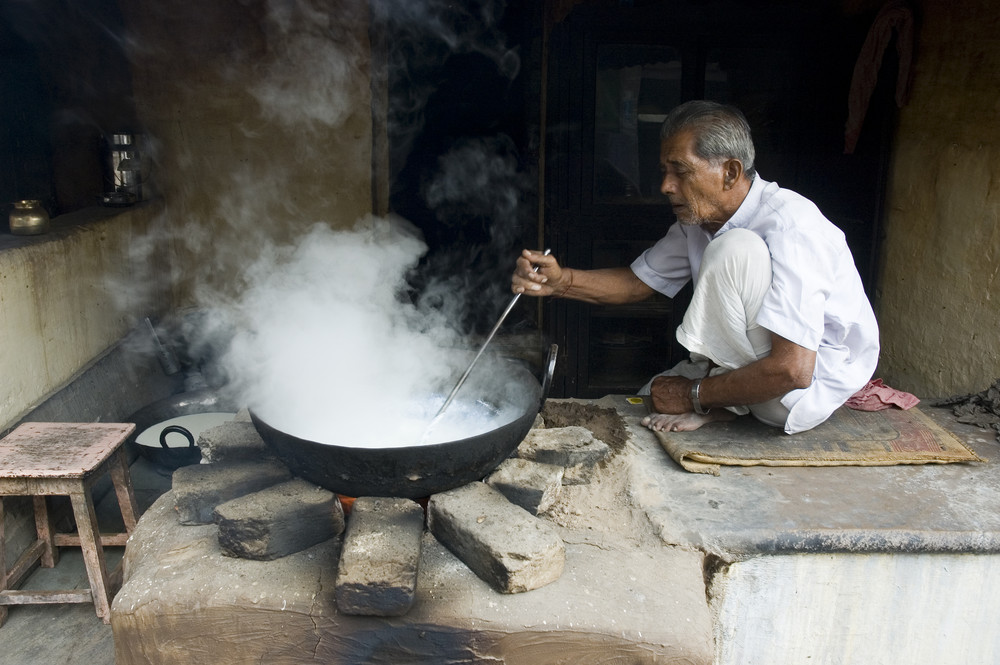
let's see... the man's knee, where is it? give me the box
[703,228,770,268]
[700,228,772,296]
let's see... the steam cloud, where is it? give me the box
[223,217,469,445]
[115,0,531,446]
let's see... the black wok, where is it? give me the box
[250,346,556,498]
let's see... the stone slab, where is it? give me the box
[172,460,291,525]
[517,425,610,467]
[335,496,424,616]
[485,457,563,514]
[214,479,344,560]
[427,482,564,593]
[197,421,273,463]
[112,491,714,665]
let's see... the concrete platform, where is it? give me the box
[609,395,1000,665]
[619,396,1000,558]
[100,395,1000,665]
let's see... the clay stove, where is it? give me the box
[109,398,715,664]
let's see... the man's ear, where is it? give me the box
[722,159,744,189]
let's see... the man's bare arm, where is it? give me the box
[512,249,655,305]
[650,332,816,413]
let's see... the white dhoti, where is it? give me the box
[639,228,790,428]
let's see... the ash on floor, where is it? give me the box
[933,378,1000,442]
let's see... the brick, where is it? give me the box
[485,458,563,514]
[517,426,610,468]
[172,460,291,525]
[197,421,274,463]
[335,497,425,616]
[214,479,344,560]
[427,482,564,594]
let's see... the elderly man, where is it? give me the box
[512,100,879,434]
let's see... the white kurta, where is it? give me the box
[631,176,880,434]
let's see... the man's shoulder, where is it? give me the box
[756,180,821,220]
[749,180,840,238]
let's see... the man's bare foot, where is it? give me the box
[641,409,736,432]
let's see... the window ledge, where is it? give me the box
[0,200,164,253]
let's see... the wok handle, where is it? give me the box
[539,343,558,410]
[159,425,196,450]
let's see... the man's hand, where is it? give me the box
[650,333,816,417]
[649,375,694,414]
[510,250,656,304]
[512,249,567,297]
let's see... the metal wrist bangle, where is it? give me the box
[690,378,711,415]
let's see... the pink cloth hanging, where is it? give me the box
[844,0,915,154]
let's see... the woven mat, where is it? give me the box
[651,405,984,475]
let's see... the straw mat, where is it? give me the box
[651,405,983,475]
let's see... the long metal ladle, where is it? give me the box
[422,249,551,440]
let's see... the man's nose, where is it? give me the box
[660,174,675,196]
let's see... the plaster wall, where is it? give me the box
[0,1,375,575]
[0,205,168,430]
[117,0,376,304]
[0,2,375,427]
[876,0,1000,396]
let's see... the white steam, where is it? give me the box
[248,0,368,132]
[220,216,520,447]
[105,0,533,446]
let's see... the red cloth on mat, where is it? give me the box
[846,378,920,411]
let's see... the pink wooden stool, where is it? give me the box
[0,422,138,625]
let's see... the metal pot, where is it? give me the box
[250,346,557,498]
[9,200,50,235]
[125,389,239,469]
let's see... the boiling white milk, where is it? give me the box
[256,396,519,448]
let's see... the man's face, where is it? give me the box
[659,129,729,234]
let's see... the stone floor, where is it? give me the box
[0,457,171,665]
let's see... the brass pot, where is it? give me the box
[9,200,50,235]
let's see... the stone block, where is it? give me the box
[172,460,292,525]
[427,482,564,593]
[517,426,610,468]
[197,421,274,463]
[335,497,425,616]
[485,458,563,514]
[214,479,344,560]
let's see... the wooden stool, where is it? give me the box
[0,422,138,626]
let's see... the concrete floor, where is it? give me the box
[0,457,172,665]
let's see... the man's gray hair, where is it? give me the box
[660,100,757,180]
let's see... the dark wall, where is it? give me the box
[0,0,137,220]
[379,0,545,334]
